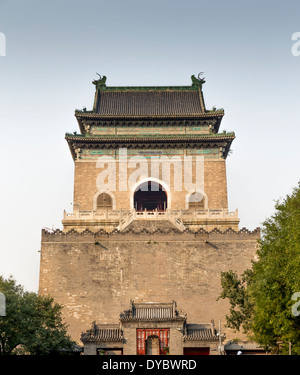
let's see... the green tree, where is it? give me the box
[218,182,300,354]
[0,275,75,355]
[250,182,300,354]
[217,269,254,334]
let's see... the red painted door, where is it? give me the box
[137,329,169,355]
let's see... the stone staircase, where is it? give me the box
[117,212,186,232]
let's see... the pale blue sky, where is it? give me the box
[0,0,299,291]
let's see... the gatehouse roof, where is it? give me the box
[81,323,123,343]
[80,302,224,345]
[184,324,220,342]
[120,301,187,322]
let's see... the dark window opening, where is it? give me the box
[134,182,167,211]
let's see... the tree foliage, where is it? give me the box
[218,269,254,334]
[0,276,75,355]
[218,182,300,354]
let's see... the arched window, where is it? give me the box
[134,181,167,211]
[188,191,205,209]
[97,193,112,209]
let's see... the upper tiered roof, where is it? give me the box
[66,74,234,160]
[75,74,224,121]
[94,89,205,117]
[92,74,208,117]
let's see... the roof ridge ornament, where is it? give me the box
[191,72,206,88]
[93,73,107,89]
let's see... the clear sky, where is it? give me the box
[0,0,299,292]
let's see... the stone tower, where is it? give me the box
[39,75,260,354]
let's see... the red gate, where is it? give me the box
[137,329,169,355]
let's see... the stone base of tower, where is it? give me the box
[39,223,259,346]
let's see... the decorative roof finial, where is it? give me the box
[191,72,206,87]
[92,73,107,89]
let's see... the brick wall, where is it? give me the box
[73,157,228,211]
[39,226,260,344]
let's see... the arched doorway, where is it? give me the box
[146,335,160,355]
[134,181,167,211]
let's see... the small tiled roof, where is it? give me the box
[81,323,123,343]
[224,340,264,351]
[185,325,220,342]
[183,323,225,342]
[120,301,187,321]
[95,89,204,117]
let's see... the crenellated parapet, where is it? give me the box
[41,225,260,242]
